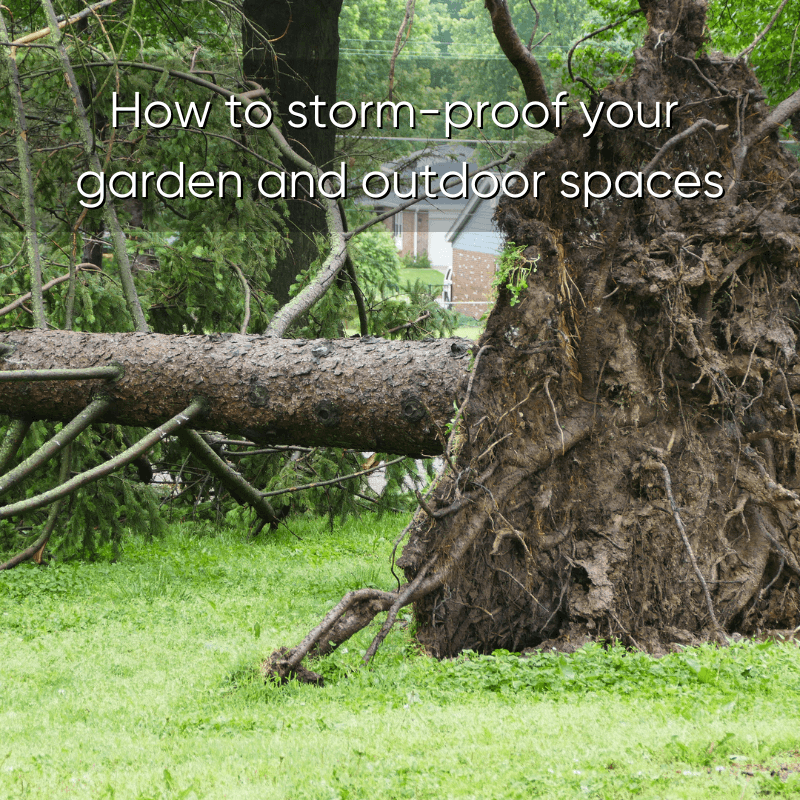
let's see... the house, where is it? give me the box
[364,146,505,318]
[368,145,476,271]
[444,177,504,319]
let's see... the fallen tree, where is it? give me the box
[0,331,471,456]
[2,0,800,674]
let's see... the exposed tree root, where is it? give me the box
[264,0,800,682]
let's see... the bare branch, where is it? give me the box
[177,428,280,528]
[484,0,554,130]
[284,587,396,670]
[388,0,416,102]
[566,9,643,94]
[39,0,148,332]
[362,554,436,664]
[737,0,791,62]
[642,118,719,178]
[0,265,99,319]
[346,152,516,240]
[0,11,46,329]
[0,397,112,499]
[0,365,122,382]
[385,310,430,335]
[0,398,205,521]
[8,0,117,49]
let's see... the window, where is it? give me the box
[392,212,403,239]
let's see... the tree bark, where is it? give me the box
[0,331,471,456]
[241,0,344,306]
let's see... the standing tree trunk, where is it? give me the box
[241,0,344,306]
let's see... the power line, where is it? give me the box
[339,135,520,143]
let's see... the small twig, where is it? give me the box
[543,374,564,454]
[730,87,800,193]
[421,398,457,474]
[222,447,311,457]
[526,0,540,49]
[644,453,721,632]
[446,344,491,458]
[390,515,418,589]
[675,54,722,94]
[386,310,431,335]
[567,9,642,93]
[475,432,513,463]
[414,488,437,519]
[260,455,407,497]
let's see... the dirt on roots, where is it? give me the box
[398,0,800,657]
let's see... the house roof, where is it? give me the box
[364,144,481,210]
[446,173,502,249]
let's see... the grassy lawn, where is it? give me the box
[2,514,800,799]
[400,268,445,290]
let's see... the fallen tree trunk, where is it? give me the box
[0,331,472,456]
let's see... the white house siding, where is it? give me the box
[426,209,460,269]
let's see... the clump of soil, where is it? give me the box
[399,0,800,656]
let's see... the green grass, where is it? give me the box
[452,324,483,340]
[2,514,800,799]
[400,267,444,289]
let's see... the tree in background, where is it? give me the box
[241,0,344,306]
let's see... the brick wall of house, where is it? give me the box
[451,248,496,319]
[416,210,428,258]
[401,210,414,256]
